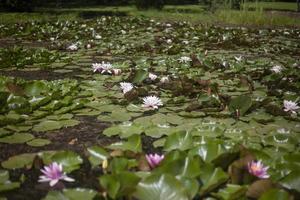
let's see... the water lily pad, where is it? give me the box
[108,135,142,153]
[27,138,51,147]
[133,173,189,200]
[51,151,83,173]
[164,131,193,151]
[87,146,109,168]
[1,153,36,169]
[0,133,34,144]
[33,120,62,132]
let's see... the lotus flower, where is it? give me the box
[142,96,163,110]
[146,154,164,169]
[178,56,191,63]
[38,162,74,187]
[247,160,270,179]
[120,82,133,94]
[148,73,158,81]
[92,62,113,74]
[283,100,299,114]
[271,65,283,73]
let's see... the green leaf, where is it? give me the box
[99,174,120,199]
[229,95,252,116]
[199,164,229,196]
[279,170,300,193]
[33,120,62,132]
[1,153,36,169]
[259,189,290,200]
[132,69,148,84]
[133,173,189,200]
[213,184,247,200]
[156,155,201,179]
[164,131,193,151]
[26,138,51,147]
[0,133,34,144]
[87,146,109,168]
[24,81,48,96]
[51,151,83,173]
[63,188,97,200]
[108,135,142,153]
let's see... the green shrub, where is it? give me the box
[4,0,36,12]
[135,0,164,10]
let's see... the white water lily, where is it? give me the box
[149,73,158,81]
[234,56,243,62]
[67,44,78,51]
[120,82,133,94]
[142,96,163,110]
[178,56,191,63]
[271,65,283,73]
[95,34,102,40]
[160,76,169,83]
[92,62,113,74]
[283,100,299,114]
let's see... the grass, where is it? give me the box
[0,3,299,27]
[243,1,298,11]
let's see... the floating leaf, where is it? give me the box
[0,133,34,144]
[51,151,83,173]
[108,135,142,153]
[33,120,62,132]
[164,131,193,151]
[133,174,189,200]
[87,146,109,168]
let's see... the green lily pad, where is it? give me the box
[33,120,62,132]
[164,131,193,151]
[0,133,34,144]
[108,135,142,153]
[87,146,109,168]
[51,151,83,173]
[133,173,189,200]
[1,153,36,169]
[27,138,51,147]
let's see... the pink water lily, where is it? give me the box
[146,153,164,169]
[38,162,74,187]
[248,160,270,179]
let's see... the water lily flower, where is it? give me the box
[283,100,299,114]
[95,34,102,40]
[178,56,192,63]
[271,65,283,73]
[160,76,169,83]
[146,154,164,169]
[38,162,74,187]
[120,82,133,94]
[248,160,270,179]
[234,56,243,62]
[166,39,172,44]
[142,96,163,110]
[92,62,113,74]
[67,44,78,51]
[148,73,158,81]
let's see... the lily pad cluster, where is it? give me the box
[0,16,299,200]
